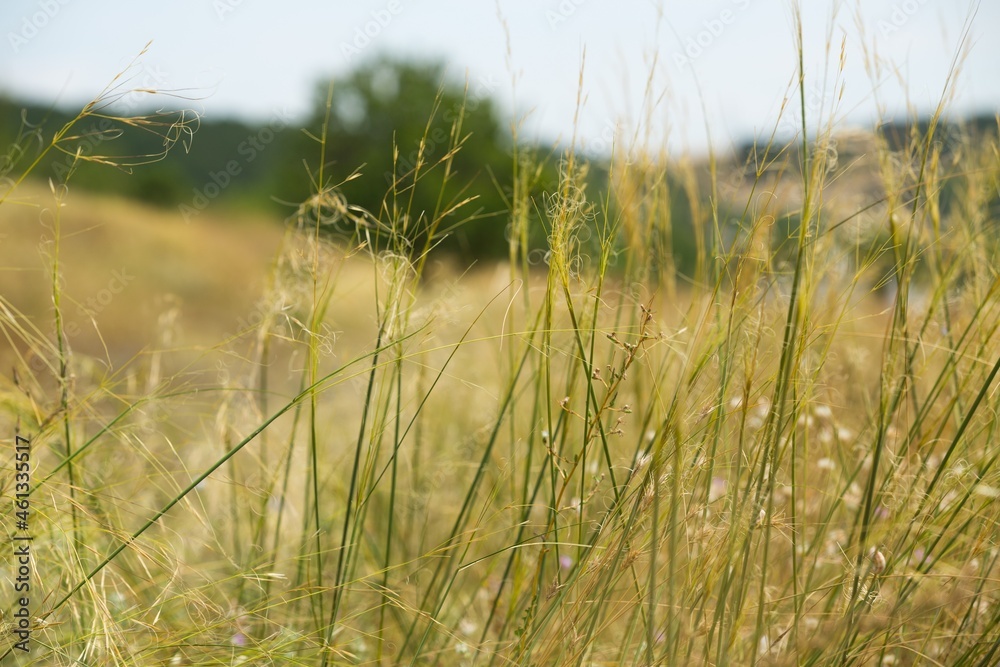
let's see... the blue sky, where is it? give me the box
[2,0,996,155]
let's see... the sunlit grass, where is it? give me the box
[2,9,999,667]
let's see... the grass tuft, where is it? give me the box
[2,11,999,666]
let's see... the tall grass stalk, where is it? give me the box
[2,9,999,665]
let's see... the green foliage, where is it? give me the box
[273,56,520,257]
[0,58,556,259]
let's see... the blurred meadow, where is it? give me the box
[2,2,1000,666]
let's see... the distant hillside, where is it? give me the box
[733,112,998,168]
[0,57,531,259]
[2,88,995,268]
[0,95,292,214]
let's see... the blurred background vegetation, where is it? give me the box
[1,55,996,275]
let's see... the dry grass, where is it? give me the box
[2,9,1000,667]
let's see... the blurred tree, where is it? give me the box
[273,56,517,258]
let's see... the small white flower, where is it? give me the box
[754,398,771,418]
[708,477,727,503]
[974,484,999,499]
[868,547,886,573]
